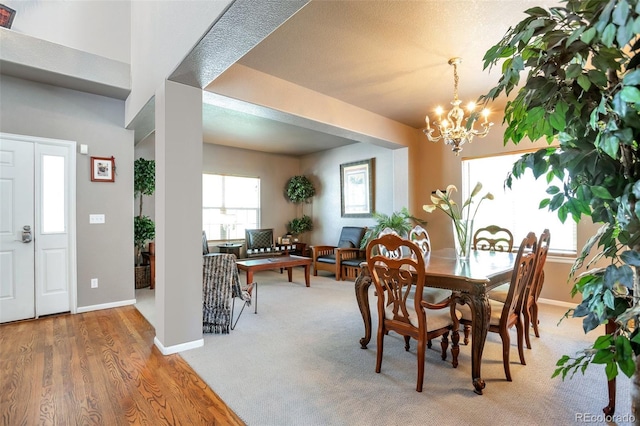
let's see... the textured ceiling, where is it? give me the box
[204,0,562,155]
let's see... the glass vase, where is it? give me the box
[452,219,474,261]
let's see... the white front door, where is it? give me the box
[0,133,76,323]
[0,139,35,322]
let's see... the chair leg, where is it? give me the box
[416,336,426,392]
[463,324,471,345]
[440,332,449,361]
[230,283,258,330]
[523,305,532,349]
[404,335,411,351]
[375,325,385,374]
[230,298,247,330]
[451,328,460,368]
[252,282,258,314]
[516,318,526,366]
[501,329,512,382]
[427,339,432,348]
[531,303,540,337]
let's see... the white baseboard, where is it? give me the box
[154,336,204,355]
[76,299,136,313]
[539,297,575,309]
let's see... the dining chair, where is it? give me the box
[409,224,452,306]
[458,232,537,381]
[523,229,550,348]
[473,225,514,252]
[409,224,431,255]
[488,229,550,349]
[366,233,460,392]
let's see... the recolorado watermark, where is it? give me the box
[576,412,635,423]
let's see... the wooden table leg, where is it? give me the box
[287,267,293,282]
[354,265,373,349]
[246,270,254,286]
[456,290,491,395]
[304,264,310,287]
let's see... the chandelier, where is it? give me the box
[423,57,492,155]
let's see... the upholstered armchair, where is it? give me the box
[245,228,284,258]
[311,226,366,281]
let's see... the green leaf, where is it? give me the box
[525,6,549,17]
[594,334,613,349]
[605,361,618,380]
[580,27,596,44]
[599,134,620,158]
[591,185,614,200]
[549,108,566,131]
[619,355,635,378]
[566,63,583,79]
[620,250,640,267]
[546,185,560,195]
[603,289,615,309]
[620,86,640,103]
[623,69,640,85]
[613,0,630,25]
[577,75,591,91]
[593,348,614,364]
[602,23,616,47]
[556,354,570,366]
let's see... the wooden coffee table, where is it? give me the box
[236,255,312,287]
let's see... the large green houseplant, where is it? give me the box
[480,0,640,400]
[285,175,316,204]
[285,175,316,241]
[134,158,155,267]
[287,215,313,236]
[360,207,427,248]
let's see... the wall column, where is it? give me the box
[154,80,203,353]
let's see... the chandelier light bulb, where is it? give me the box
[423,57,493,155]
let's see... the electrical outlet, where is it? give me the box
[91,278,98,288]
[89,214,105,224]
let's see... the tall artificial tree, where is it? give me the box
[480,0,640,394]
[134,158,155,266]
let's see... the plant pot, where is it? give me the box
[135,265,151,289]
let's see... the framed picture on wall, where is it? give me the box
[91,156,115,182]
[0,4,16,29]
[340,158,374,217]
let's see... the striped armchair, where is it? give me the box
[202,254,255,333]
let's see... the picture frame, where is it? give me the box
[0,4,16,29]
[340,158,374,217]
[90,156,115,182]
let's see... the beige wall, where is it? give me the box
[410,117,599,304]
[202,143,301,247]
[1,75,135,309]
[300,142,411,246]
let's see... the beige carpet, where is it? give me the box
[138,270,634,426]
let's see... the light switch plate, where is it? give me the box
[89,214,105,224]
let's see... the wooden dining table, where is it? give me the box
[354,248,516,395]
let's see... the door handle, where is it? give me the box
[21,225,32,243]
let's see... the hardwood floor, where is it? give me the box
[0,306,244,425]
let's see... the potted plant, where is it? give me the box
[480,0,640,414]
[285,175,316,204]
[287,215,313,237]
[360,207,427,248]
[134,158,155,288]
